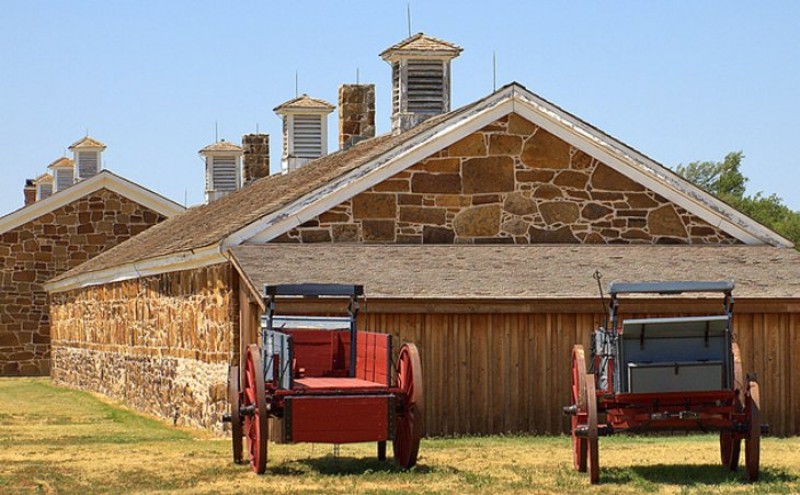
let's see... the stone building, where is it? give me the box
[0,137,184,376]
[46,34,800,435]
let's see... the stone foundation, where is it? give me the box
[52,346,228,431]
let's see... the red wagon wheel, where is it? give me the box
[243,344,268,474]
[570,345,588,472]
[745,380,760,481]
[585,373,600,484]
[721,343,743,470]
[394,343,423,469]
[228,365,243,464]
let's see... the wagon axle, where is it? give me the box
[222,404,257,424]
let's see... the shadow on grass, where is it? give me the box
[281,456,434,476]
[603,463,798,486]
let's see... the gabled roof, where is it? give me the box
[380,32,463,60]
[47,157,74,169]
[230,244,800,301]
[45,82,792,293]
[199,140,243,154]
[33,172,53,183]
[0,170,184,236]
[273,94,335,114]
[68,136,106,150]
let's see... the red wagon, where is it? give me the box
[565,280,764,483]
[224,284,423,473]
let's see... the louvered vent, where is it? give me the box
[77,151,99,179]
[55,168,74,192]
[392,62,401,114]
[293,115,323,158]
[212,157,238,191]
[38,183,53,200]
[407,60,445,114]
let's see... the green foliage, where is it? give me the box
[676,152,800,249]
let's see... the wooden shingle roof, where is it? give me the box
[68,136,106,150]
[231,244,800,300]
[380,33,463,59]
[273,94,335,113]
[46,83,794,293]
[47,157,74,169]
[48,113,452,284]
[198,140,243,153]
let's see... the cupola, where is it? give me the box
[380,33,462,132]
[33,173,54,201]
[68,136,106,180]
[47,157,75,193]
[199,140,244,203]
[273,94,335,173]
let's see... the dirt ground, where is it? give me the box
[1,378,798,494]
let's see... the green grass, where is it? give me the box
[0,377,799,494]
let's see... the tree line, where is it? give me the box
[676,152,800,250]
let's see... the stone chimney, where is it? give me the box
[339,84,376,150]
[68,136,106,181]
[380,33,462,133]
[199,140,244,203]
[23,179,36,206]
[241,134,270,184]
[274,94,334,173]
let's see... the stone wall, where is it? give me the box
[0,189,166,375]
[49,263,235,430]
[275,114,737,245]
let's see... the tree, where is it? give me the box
[676,152,800,250]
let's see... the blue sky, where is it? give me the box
[1,1,798,216]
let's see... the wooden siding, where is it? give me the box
[359,311,800,438]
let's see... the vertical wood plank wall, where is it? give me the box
[361,311,800,437]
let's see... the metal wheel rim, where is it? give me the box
[571,345,588,472]
[585,373,600,485]
[243,344,268,474]
[393,343,423,469]
[745,380,760,482]
[228,365,243,464]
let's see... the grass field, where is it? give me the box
[1,378,799,494]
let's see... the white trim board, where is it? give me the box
[0,170,185,235]
[46,82,793,294]
[231,83,790,248]
[44,245,225,293]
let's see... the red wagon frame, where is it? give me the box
[224,284,423,474]
[565,280,764,484]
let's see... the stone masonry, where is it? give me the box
[339,84,376,150]
[242,133,270,184]
[0,189,166,375]
[276,114,737,245]
[50,263,236,430]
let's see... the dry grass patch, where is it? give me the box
[1,378,799,494]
